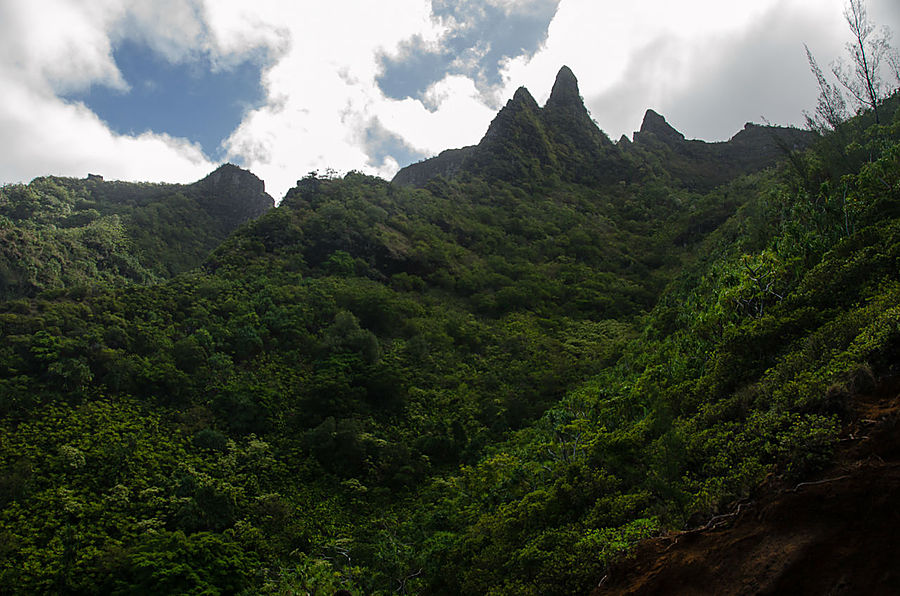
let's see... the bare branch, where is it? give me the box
[804,43,847,132]
[832,0,890,123]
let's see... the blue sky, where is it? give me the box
[65,39,266,161]
[1,0,898,200]
[378,0,560,99]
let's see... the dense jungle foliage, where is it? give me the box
[1,82,899,594]
[0,165,272,299]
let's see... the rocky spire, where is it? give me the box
[544,65,581,110]
[511,86,540,109]
[637,109,685,143]
[542,65,611,148]
[481,86,542,143]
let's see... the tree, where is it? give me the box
[888,45,900,86]
[804,44,848,132]
[832,0,892,123]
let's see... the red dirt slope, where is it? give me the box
[594,380,900,596]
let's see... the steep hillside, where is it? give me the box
[0,67,898,596]
[595,381,900,595]
[0,163,273,298]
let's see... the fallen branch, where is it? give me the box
[787,475,851,493]
[670,500,752,541]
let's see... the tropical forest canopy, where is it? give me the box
[1,10,900,592]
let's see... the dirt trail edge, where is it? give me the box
[593,378,900,596]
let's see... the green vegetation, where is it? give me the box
[1,64,899,595]
[0,164,272,299]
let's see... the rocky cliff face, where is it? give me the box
[192,163,275,224]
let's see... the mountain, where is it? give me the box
[393,66,816,189]
[1,67,899,596]
[628,109,817,190]
[0,163,273,297]
[392,66,622,186]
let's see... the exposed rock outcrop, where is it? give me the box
[595,379,900,596]
[390,146,475,187]
[635,109,685,144]
[193,163,274,223]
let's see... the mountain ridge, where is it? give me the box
[0,162,274,296]
[393,66,815,190]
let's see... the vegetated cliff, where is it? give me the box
[0,163,274,296]
[628,110,817,191]
[393,66,816,190]
[595,379,900,596]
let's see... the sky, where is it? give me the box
[1,0,899,201]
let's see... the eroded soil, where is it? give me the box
[594,378,900,596]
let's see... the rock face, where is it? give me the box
[194,163,275,223]
[199,163,266,196]
[392,66,817,190]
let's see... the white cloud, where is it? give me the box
[218,0,455,195]
[376,74,497,152]
[0,0,217,186]
[496,0,850,141]
[114,0,208,64]
[0,84,212,184]
[485,0,558,17]
[0,0,125,94]
[0,0,891,200]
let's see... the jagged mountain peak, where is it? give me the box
[542,65,611,153]
[394,67,615,186]
[545,65,581,109]
[510,86,540,110]
[638,109,685,142]
[482,86,543,145]
[392,67,813,189]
